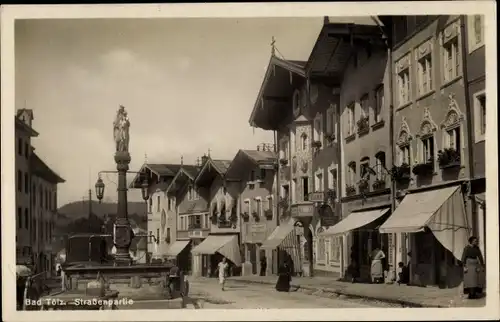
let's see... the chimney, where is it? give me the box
[201,154,208,165]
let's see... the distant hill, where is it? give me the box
[58,200,147,220]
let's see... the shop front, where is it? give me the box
[191,233,242,277]
[320,207,391,282]
[165,240,191,273]
[379,185,470,288]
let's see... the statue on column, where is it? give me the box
[113,105,130,153]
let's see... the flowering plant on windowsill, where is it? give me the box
[357,116,370,134]
[372,178,386,190]
[279,158,288,166]
[389,163,411,182]
[312,140,322,149]
[241,211,250,221]
[325,132,336,142]
[251,211,260,222]
[358,178,369,192]
[345,184,357,196]
[229,209,238,225]
[437,148,461,169]
[326,188,336,202]
[264,209,273,220]
[412,158,435,176]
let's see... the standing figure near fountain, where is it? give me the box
[113,105,130,153]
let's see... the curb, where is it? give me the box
[228,279,449,308]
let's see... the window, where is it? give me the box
[397,68,410,106]
[255,198,262,217]
[292,90,300,115]
[347,162,356,186]
[301,133,308,151]
[24,173,29,194]
[32,185,36,205]
[317,237,326,261]
[375,152,387,181]
[302,177,309,201]
[187,186,193,200]
[167,198,172,211]
[267,196,274,213]
[291,179,297,203]
[446,127,461,151]
[258,169,266,181]
[189,215,201,229]
[468,15,484,52]
[148,198,153,213]
[360,94,369,118]
[17,170,22,192]
[39,189,43,207]
[443,37,460,82]
[18,138,23,156]
[326,107,334,135]
[166,228,171,242]
[17,207,22,229]
[374,85,384,123]
[24,142,29,159]
[157,196,160,212]
[314,113,323,146]
[315,170,323,192]
[347,102,355,135]
[417,53,432,95]
[328,168,338,191]
[331,236,342,262]
[204,213,209,228]
[249,170,256,182]
[474,91,486,142]
[360,157,371,179]
[421,136,435,163]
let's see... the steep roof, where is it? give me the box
[31,152,65,184]
[225,149,277,180]
[130,163,184,188]
[194,157,232,186]
[165,165,201,194]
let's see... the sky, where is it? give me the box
[15,17,323,206]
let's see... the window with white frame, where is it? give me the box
[148,197,153,213]
[328,167,338,191]
[243,199,250,215]
[347,162,356,186]
[157,195,161,212]
[474,91,486,142]
[375,152,387,181]
[399,144,411,165]
[397,68,411,106]
[421,136,435,163]
[347,102,355,136]
[187,186,193,200]
[326,107,334,136]
[314,113,323,146]
[291,179,297,204]
[290,129,296,156]
[167,197,172,211]
[417,53,433,95]
[266,196,273,211]
[360,94,369,119]
[316,237,326,261]
[301,133,308,151]
[467,15,485,52]
[443,36,460,82]
[254,198,262,217]
[315,169,324,192]
[445,126,461,152]
[293,90,301,115]
[360,157,370,179]
[374,85,384,123]
[331,236,342,262]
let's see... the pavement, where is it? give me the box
[219,275,486,308]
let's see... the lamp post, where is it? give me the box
[93,105,152,266]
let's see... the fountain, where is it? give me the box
[41,105,184,310]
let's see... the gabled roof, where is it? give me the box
[226,149,277,180]
[194,157,232,186]
[31,152,65,184]
[165,165,201,193]
[130,163,183,188]
[248,55,307,130]
[15,117,38,137]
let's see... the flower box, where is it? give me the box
[358,179,369,192]
[437,148,461,169]
[264,209,273,220]
[229,211,238,225]
[372,179,386,190]
[412,159,434,176]
[346,184,357,196]
[325,133,336,142]
[326,189,336,201]
[357,116,370,134]
[241,212,250,221]
[389,164,411,182]
[312,140,322,149]
[252,211,260,222]
[279,158,288,166]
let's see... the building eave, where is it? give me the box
[194,158,223,186]
[15,118,39,137]
[165,168,194,193]
[31,153,65,184]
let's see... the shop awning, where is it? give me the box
[191,234,242,266]
[379,185,469,260]
[165,240,191,257]
[320,208,390,236]
[260,218,296,250]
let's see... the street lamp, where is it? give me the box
[95,176,105,203]
[140,178,150,201]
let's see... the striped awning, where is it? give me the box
[166,240,191,257]
[260,218,296,250]
[191,234,242,266]
[321,208,390,236]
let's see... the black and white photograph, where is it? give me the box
[1,2,498,321]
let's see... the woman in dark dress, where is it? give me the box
[461,236,485,299]
[275,262,291,292]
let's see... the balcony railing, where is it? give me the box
[188,223,202,230]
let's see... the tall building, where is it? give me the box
[15,109,38,265]
[377,15,474,287]
[225,145,278,276]
[463,14,486,257]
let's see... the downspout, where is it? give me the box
[459,15,476,237]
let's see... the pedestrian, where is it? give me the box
[260,255,267,276]
[370,245,386,284]
[348,247,360,283]
[215,257,229,291]
[275,261,291,292]
[461,236,485,299]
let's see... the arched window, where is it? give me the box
[375,152,386,180]
[347,161,356,185]
[301,133,308,150]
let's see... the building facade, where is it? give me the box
[463,14,486,257]
[190,157,242,277]
[15,109,38,265]
[378,15,473,287]
[225,147,278,276]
